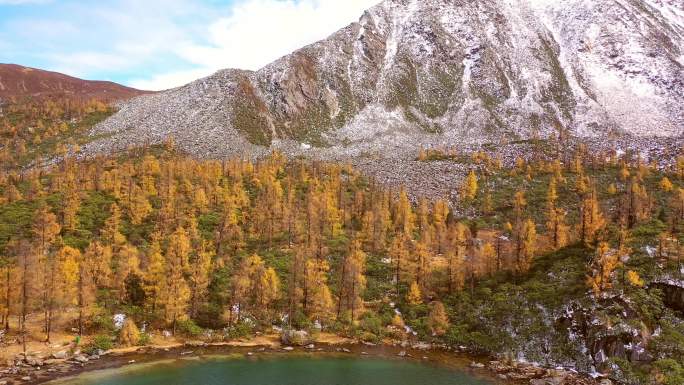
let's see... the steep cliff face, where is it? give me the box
[87,0,683,158]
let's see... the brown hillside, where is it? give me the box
[0,63,150,102]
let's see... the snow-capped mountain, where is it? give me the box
[87,0,683,159]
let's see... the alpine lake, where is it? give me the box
[45,348,503,385]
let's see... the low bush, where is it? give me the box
[84,334,114,354]
[176,319,203,337]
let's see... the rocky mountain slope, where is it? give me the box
[87,0,683,160]
[0,64,149,102]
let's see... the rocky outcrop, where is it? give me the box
[652,278,684,313]
[487,360,602,385]
[280,330,312,346]
[85,0,683,161]
[0,349,102,384]
[556,295,656,374]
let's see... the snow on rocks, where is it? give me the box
[79,0,682,198]
[113,314,126,330]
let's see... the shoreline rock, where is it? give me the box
[0,338,611,385]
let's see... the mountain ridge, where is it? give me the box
[0,63,150,102]
[86,0,683,160]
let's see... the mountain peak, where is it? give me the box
[86,0,683,160]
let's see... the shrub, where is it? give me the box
[224,322,253,340]
[289,310,313,331]
[137,332,152,346]
[84,334,114,354]
[358,331,381,344]
[176,319,203,337]
[118,318,141,347]
[653,359,684,385]
[359,312,383,336]
[89,308,116,333]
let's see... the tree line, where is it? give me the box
[0,143,682,350]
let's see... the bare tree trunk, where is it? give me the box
[4,266,10,332]
[336,262,347,320]
[78,265,85,336]
[21,258,28,354]
[395,255,401,297]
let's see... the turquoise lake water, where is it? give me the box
[52,355,497,385]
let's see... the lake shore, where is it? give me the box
[0,334,608,385]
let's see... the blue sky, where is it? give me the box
[0,0,378,90]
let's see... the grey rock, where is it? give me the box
[25,358,43,367]
[530,377,566,385]
[72,355,89,363]
[411,342,431,350]
[280,330,311,346]
[52,350,68,359]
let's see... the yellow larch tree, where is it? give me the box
[394,188,415,237]
[626,270,645,288]
[114,243,141,303]
[480,242,497,275]
[446,222,467,293]
[389,234,410,296]
[428,301,450,336]
[337,239,366,322]
[546,177,569,250]
[303,258,334,323]
[580,189,606,246]
[518,219,537,273]
[62,187,81,231]
[406,281,423,306]
[189,241,214,318]
[231,254,280,321]
[102,203,125,248]
[588,242,619,295]
[411,240,432,294]
[167,226,191,271]
[143,237,166,315]
[128,185,153,225]
[660,177,674,192]
[84,241,112,289]
[462,170,478,201]
[75,244,97,335]
[32,204,61,342]
[432,199,449,253]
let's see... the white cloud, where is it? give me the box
[132,0,379,90]
[128,68,215,91]
[49,52,136,79]
[181,0,379,70]
[1,0,380,91]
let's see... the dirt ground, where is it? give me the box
[0,306,351,364]
[1,309,83,363]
